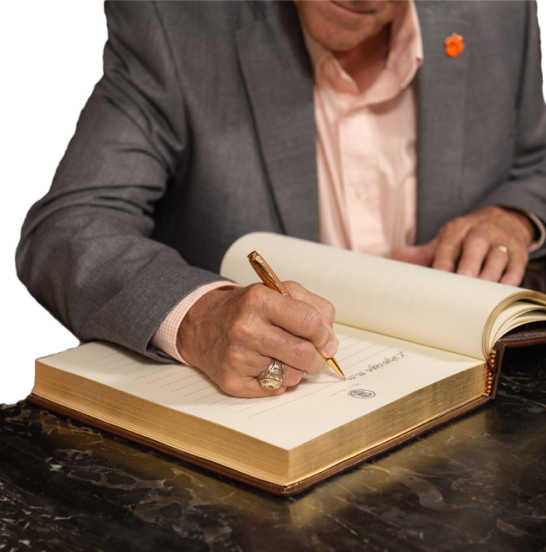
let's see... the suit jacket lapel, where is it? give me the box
[415,2,471,244]
[236,2,471,246]
[235,2,320,242]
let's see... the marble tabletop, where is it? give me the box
[2,263,546,551]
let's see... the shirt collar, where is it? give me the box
[300,1,423,95]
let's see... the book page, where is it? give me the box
[41,340,482,451]
[220,232,542,359]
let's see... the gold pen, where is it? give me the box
[248,251,345,380]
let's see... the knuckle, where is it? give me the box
[229,317,254,344]
[479,220,497,234]
[243,284,265,308]
[218,357,250,397]
[488,206,504,217]
[323,301,336,323]
[444,217,466,233]
[293,342,316,369]
[223,345,244,369]
[468,232,489,248]
[299,308,323,336]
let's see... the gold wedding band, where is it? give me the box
[492,244,509,255]
[258,359,285,390]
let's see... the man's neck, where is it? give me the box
[333,23,391,93]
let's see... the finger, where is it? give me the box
[226,306,329,376]
[431,235,464,273]
[500,265,525,286]
[226,378,286,398]
[220,364,287,398]
[282,282,339,357]
[245,354,305,387]
[391,240,437,266]
[454,234,491,278]
[281,364,306,387]
[217,349,305,397]
[254,323,330,376]
[284,281,337,332]
[429,207,534,281]
[244,359,305,398]
[236,350,302,380]
[500,248,528,287]
[253,359,304,389]
[260,289,337,359]
[478,244,511,282]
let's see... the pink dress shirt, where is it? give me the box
[307,1,422,256]
[152,1,542,362]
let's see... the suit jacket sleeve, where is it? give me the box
[472,1,546,255]
[16,2,230,361]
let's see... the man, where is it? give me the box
[17,1,546,398]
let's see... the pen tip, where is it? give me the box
[326,357,345,380]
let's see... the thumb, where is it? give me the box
[391,239,438,267]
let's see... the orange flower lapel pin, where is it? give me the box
[445,33,465,58]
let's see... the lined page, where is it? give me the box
[220,232,540,359]
[41,338,481,450]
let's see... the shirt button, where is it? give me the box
[356,187,367,200]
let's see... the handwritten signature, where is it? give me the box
[345,351,406,382]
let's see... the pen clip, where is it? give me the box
[248,251,289,296]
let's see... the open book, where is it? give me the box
[29,233,546,496]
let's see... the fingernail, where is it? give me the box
[457,269,473,277]
[324,340,338,357]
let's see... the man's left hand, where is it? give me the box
[391,206,535,286]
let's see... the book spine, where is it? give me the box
[486,350,496,395]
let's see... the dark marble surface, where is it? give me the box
[1,349,545,551]
[3,263,546,551]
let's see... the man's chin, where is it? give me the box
[295,0,402,52]
[331,1,378,17]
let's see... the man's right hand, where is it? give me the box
[177,282,339,397]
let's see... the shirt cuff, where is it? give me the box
[523,210,546,253]
[151,281,239,364]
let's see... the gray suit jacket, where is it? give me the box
[16,1,546,361]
